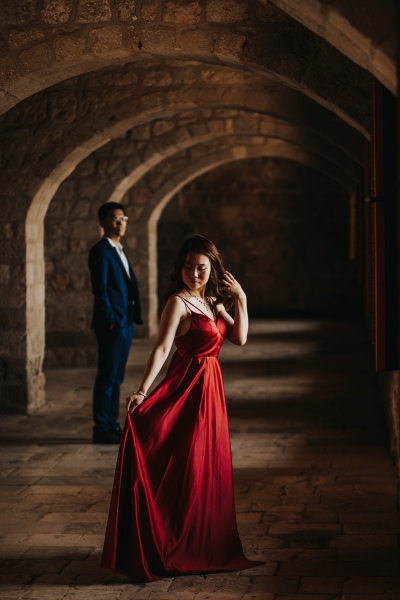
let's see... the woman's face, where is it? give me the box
[181,252,211,294]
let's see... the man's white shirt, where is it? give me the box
[105,237,131,279]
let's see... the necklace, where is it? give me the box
[186,290,212,313]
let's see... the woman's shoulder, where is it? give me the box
[164,293,189,311]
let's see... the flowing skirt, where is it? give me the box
[101,352,261,581]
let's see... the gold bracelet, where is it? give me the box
[134,391,147,399]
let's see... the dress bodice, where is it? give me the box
[174,297,227,358]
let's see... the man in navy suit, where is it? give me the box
[89,202,142,444]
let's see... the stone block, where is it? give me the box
[140,91,166,110]
[9,28,45,50]
[0,56,23,88]
[180,28,213,53]
[81,90,99,116]
[98,66,139,87]
[140,26,176,52]
[140,0,158,20]
[89,26,123,53]
[77,0,112,22]
[214,32,246,60]
[0,265,10,285]
[49,90,78,123]
[206,0,248,23]
[143,69,173,87]
[19,43,53,71]
[0,0,37,25]
[41,0,73,23]
[114,0,136,21]
[162,0,201,24]
[55,35,86,60]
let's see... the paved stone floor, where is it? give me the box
[1,319,400,600]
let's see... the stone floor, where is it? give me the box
[1,319,400,600]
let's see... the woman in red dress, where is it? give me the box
[101,235,262,581]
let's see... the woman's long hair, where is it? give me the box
[164,235,233,312]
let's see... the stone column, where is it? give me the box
[0,212,44,413]
[26,218,46,412]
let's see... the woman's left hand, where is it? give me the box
[126,393,145,413]
[222,271,245,300]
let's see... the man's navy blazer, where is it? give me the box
[88,237,143,329]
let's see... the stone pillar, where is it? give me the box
[26,218,46,412]
[0,213,44,413]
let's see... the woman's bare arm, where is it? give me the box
[218,272,248,346]
[126,296,186,412]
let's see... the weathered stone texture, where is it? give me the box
[89,26,123,53]
[158,157,357,316]
[0,0,37,25]
[19,43,53,70]
[114,0,137,21]
[55,35,87,60]
[180,28,213,53]
[143,68,173,86]
[162,0,202,25]
[77,0,112,23]
[141,0,159,21]
[214,31,246,60]
[9,28,45,50]
[0,32,376,420]
[206,0,248,23]
[140,25,176,51]
[49,90,79,123]
[40,0,73,24]
[0,265,10,285]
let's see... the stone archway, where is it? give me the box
[137,139,355,334]
[0,9,378,411]
[268,0,396,93]
[12,64,360,394]
[43,110,362,367]
[0,1,376,132]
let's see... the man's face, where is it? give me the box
[100,209,128,240]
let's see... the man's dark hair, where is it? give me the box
[98,202,125,221]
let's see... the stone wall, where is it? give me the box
[0,0,382,127]
[158,157,359,316]
[44,155,358,369]
[0,0,393,417]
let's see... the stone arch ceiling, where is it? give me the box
[1,61,364,222]
[268,0,396,93]
[45,138,355,337]
[0,1,377,410]
[0,0,374,134]
[45,107,361,224]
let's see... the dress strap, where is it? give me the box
[174,295,212,320]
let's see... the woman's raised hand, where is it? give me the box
[222,271,245,299]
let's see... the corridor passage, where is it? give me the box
[0,319,399,600]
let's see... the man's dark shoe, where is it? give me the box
[112,423,123,436]
[92,429,121,444]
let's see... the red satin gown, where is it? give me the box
[101,296,260,581]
